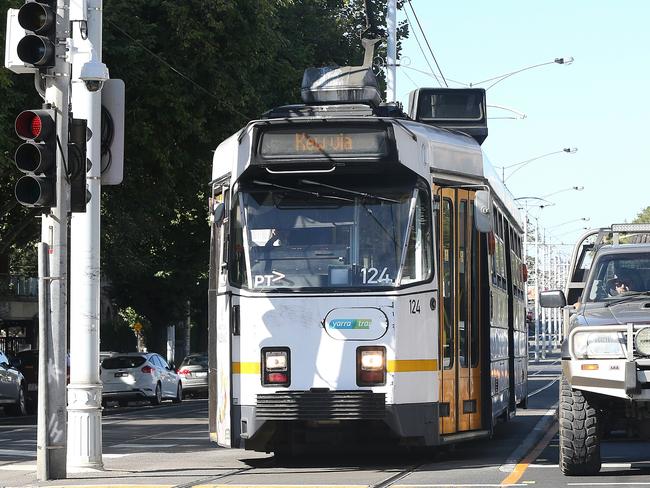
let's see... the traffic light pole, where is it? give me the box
[36,0,70,480]
[67,0,105,471]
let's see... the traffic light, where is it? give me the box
[14,108,56,208]
[16,0,56,68]
[69,117,88,213]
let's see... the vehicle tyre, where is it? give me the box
[150,383,162,405]
[8,385,27,416]
[172,383,182,403]
[559,375,601,475]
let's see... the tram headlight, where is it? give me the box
[357,346,386,386]
[572,331,625,359]
[262,348,290,386]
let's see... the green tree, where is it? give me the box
[1,0,408,353]
[633,206,650,224]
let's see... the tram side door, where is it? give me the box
[439,189,482,435]
[439,188,457,434]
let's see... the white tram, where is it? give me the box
[207,50,527,453]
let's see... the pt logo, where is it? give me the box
[253,271,285,287]
[328,319,372,330]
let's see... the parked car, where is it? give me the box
[100,352,182,406]
[0,350,26,416]
[177,353,208,398]
[12,349,70,414]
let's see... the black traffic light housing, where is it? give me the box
[16,0,57,68]
[69,117,88,213]
[14,108,56,208]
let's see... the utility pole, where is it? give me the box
[386,0,397,102]
[67,0,108,471]
[38,0,71,479]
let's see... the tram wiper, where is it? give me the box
[252,180,352,202]
[300,179,400,203]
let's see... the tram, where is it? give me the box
[207,44,527,453]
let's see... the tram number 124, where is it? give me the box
[409,299,421,314]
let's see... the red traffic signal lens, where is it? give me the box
[15,110,53,141]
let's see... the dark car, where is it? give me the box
[0,350,27,416]
[13,349,69,414]
[177,353,208,397]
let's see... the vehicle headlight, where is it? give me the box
[572,331,625,359]
[635,328,650,356]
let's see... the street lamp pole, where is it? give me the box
[500,147,578,182]
[469,56,574,91]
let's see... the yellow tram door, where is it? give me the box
[439,189,483,435]
[438,188,457,434]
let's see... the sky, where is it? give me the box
[394,0,648,248]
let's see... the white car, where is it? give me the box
[100,352,182,406]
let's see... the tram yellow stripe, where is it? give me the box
[387,359,438,372]
[232,362,260,374]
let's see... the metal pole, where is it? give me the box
[540,228,547,359]
[67,0,104,471]
[36,243,50,480]
[534,217,540,362]
[37,0,70,479]
[386,0,397,102]
[185,300,191,358]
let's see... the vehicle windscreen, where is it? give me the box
[229,175,433,291]
[101,356,146,369]
[585,252,650,302]
[181,355,208,367]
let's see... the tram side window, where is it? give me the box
[401,190,433,284]
[491,213,498,285]
[470,204,480,368]
[442,198,454,370]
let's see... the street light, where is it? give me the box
[548,217,590,230]
[498,147,578,182]
[542,186,584,199]
[469,56,574,91]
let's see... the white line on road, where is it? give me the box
[0,463,35,471]
[528,376,560,397]
[499,404,558,473]
[111,443,176,449]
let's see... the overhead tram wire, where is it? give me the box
[406,0,448,87]
[106,20,252,123]
[402,8,441,86]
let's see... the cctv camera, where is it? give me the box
[83,79,104,92]
[80,58,109,93]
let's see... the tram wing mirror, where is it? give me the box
[212,202,226,227]
[473,190,493,233]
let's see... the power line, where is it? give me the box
[406,0,448,87]
[106,20,252,122]
[402,8,441,86]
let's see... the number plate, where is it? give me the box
[195,371,208,377]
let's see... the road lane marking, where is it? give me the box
[111,443,176,448]
[528,376,560,397]
[567,484,650,486]
[500,422,558,486]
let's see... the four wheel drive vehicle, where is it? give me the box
[541,224,650,476]
[100,352,182,406]
[0,351,27,416]
[176,353,208,397]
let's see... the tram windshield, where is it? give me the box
[229,175,433,291]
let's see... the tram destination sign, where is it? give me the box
[258,126,390,160]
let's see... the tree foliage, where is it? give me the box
[633,206,650,224]
[1,0,408,352]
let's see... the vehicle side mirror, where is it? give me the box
[540,290,567,308]
[212,202,225,227]
[473,190,493,233]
